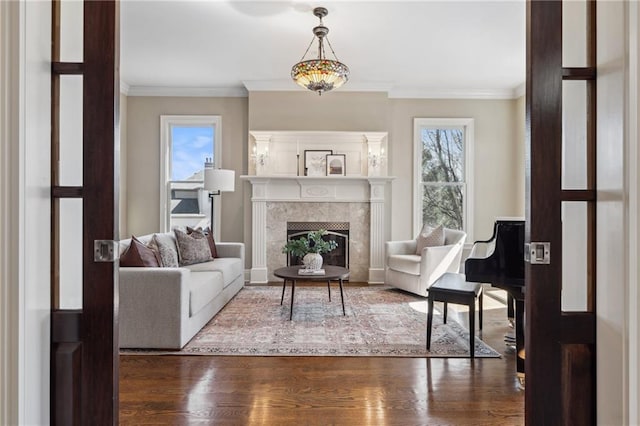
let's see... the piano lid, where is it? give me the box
[465,220,525,288]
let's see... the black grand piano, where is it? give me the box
[465,218,525,375]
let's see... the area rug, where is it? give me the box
[122,285,501,358]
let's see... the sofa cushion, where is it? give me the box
[387,254,422,276]
[153,233,179,268]
[187,226,218,258]
[120,236,161,267]
[188,271,223,317]
[174,228,213,266]
[184,257,242,288]
[415,224,445,255]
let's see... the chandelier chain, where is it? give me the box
[325,37,340,62]
[299,35,317,62]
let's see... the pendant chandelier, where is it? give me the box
[291,7,350,95]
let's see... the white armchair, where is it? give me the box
[385,228,467,297]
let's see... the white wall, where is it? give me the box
[0,1,21,423]
[628,3,640,423]
[0,1,51,425]
[596,1,629,423]
[21,1,52,423]
[624,1,640,423]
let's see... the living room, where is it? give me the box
[1,1,639,425]
[122,91,525,273]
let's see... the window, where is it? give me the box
[160,115,222,235]
[413,118,474,238]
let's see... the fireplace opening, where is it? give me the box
[286,222,349,268]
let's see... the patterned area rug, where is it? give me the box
[122,285,500,358]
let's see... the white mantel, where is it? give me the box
[241,175,394,284]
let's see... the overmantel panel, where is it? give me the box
[248,130,388,177]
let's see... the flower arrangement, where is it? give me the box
[281,229,338,258]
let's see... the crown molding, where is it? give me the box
[120,81,526,100]
[125,85,248,97]
[388,86,523,100]
[120,81,130,95]
[242,79,394,93]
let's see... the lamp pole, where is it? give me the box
[208,190,220,231]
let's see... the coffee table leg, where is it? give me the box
[339,279,345,316]
[327,280,331,301]
[280,279,287,305]
[289,280,295,320]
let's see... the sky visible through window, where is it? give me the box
[171,125,214,181]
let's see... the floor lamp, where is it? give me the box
[204,168,235,235]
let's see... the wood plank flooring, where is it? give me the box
[119,286,524,425]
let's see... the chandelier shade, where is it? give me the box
[291,7,349,95]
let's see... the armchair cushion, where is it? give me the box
[415,224,445,254]
[387,254,421,276]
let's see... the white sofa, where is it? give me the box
[118,232,244,349]
[385,228,466,297]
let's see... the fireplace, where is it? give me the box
[286,222,349,267]
[242,175,393,284]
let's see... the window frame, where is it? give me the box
[159,115,222,234]
[413,118,474,240]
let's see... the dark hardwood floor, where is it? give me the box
[119,285,524,425]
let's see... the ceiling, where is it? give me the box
[120,1,526,98]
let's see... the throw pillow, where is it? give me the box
[120,236,162,267]
[152,233,180,268]
[174,228,213,266]
[415,224,445,255]
[187,226,218,259]
[203,226,218,259]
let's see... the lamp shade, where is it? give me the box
[204,168,235,192]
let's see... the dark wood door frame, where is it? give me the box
[51,1,120,424]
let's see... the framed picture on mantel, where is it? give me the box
[326,154,346,176]
[304,150,332,176]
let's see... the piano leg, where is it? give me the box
[514,298,525,377]
[507,293,515,327]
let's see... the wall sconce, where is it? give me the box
[251,145,269,167]
[368,148,386,169]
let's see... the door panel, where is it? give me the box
[526,0,596,424]
[51,1,119,424]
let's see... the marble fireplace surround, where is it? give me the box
[241,176,394,284]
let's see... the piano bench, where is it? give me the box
[426,272,483,358]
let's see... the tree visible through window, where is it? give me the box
[421,127,465,230]
[414,118,473,236]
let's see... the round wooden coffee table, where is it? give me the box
[273,265,350,320]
